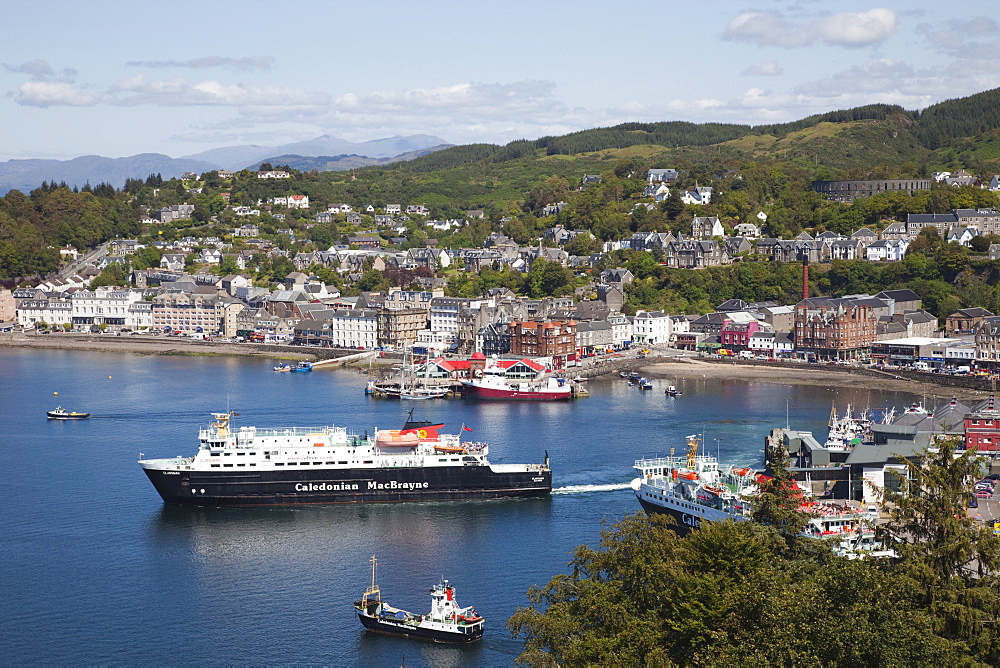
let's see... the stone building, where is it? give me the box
[509,320,576,365]
[794,296,879,360]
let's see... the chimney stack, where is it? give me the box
[802,263,809,300]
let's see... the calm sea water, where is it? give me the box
[0,349,922,666]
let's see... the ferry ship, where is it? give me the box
[632,436,756,534]
[632,436,876,537]
[354,555,484,643]
[138,411,551,506]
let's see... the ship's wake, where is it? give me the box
[552,482,632,495]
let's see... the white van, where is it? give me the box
[912,361,929,371]
[738,350,754,359]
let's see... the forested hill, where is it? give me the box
[405,89,1000,172]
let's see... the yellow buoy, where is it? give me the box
[53,391,58,396]
[108,376,112,379]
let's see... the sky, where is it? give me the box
[2,0,999,161]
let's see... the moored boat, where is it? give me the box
[460,365,571,401]
[47,406,90,420]
[632,436,880,540]
[354,555,484,643]
[665,385,683,397]
[138,411,551,506]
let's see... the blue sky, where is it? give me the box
[2,0,998,160]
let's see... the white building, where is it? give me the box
[608,313,633,348]
[328,309,378,348]
[71,288,146,331]
[632,310,672,345]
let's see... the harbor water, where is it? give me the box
[0,348,923,666]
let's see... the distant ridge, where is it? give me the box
[0,133,452,195]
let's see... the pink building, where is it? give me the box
[720,320,759,348]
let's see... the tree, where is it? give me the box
[878,438,1000,661]
[508,513,969,666]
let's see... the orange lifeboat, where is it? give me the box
[680,472,699,481]
[733,467,751,477]
[433,445,467,454]
[375,430,420,448]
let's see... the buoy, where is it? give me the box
[108,376,112,379]
[53,391,58,396]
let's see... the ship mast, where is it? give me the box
[363,554,381,604]
[685,435,699,469]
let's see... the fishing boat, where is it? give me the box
[665,385,683,397]
[47,406,90,420]
[638,378,653,390]
[273,363,293,372]
[289,362,313,372]
[354,555,484,643]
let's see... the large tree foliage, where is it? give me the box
[508,438,1000,666]
[507,515,968,666]
[878,439,1000,660]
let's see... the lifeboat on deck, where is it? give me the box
[375,430,420,449]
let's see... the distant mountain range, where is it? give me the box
[0,134,452,194]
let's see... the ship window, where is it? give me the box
[363,460,373,464]
[210,452,220,456]
[237,452,245,456]
[250,464,256,467]
[439,458,447,462]
[338,461,348,465]
[224,452,231,456]
[314,462,323,465]
[211,464,220,468]
[249,452,256,456]
[287,462,296,466]
[275,463,284,466]
[237,464,245,467]
[224,464,233,467]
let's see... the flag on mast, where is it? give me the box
[462,425,473,432]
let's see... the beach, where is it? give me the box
[0,332,312,360]
[639,358,992,402]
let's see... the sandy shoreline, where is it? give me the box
[637,358,992,402]
[0,333,313,360]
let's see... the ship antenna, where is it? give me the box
[364,554,380,604]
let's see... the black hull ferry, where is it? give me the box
[138,412,551,506]
[354,556,484,644]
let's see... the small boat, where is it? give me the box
[665,385,683,397]
[289,362,313,372]
[638,379,653,390]
[354,555,484,643]
[399,387,448,400]
[273,363,292,372]
[47,406,90,420]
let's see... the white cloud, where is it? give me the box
[742,60,783,76]
[2,59,78,82]
[724,8,897,48]
[106,76,329,109]
[15,81,101,107]
[917,17,1000,76]
[125,56,275,72]
[817,9,897,47]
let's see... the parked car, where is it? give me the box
[969,497,979,508]
[975,490,993,498]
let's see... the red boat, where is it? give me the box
[460,365,572,401]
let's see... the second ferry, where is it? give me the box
[139,411,551,506]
